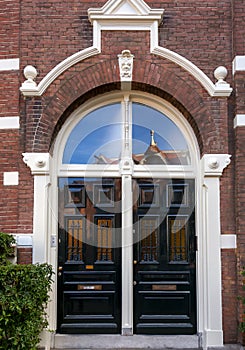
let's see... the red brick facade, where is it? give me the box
[0,0,244,345]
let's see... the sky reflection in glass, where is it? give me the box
[63,102,190,165]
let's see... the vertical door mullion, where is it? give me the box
[121,174,133,335]
[121,95,133,335]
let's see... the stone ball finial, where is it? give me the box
[23,65,38,82]
[214,66,228,84]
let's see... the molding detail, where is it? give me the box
[22,153,50,175]
[234,114,245,128]
[232,55,245,74]
[20,0,232,97]
[88,0,164,23]
[20,47,100,96]
[0,116,19,129]
[0,58,19,71]
[220,234,237,249]
[202,154,231,177]
[152,47,232,97]
[3,172,19,186]
[118,49,134,90]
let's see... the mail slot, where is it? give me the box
[152,284,177,291]
[77,285,102,291]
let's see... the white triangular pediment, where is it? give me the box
[88,0,164,23]
[113,1,139,15]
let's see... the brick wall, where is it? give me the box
[0,0,20,235]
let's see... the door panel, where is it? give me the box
[57,178,121,334]
[133,179,196,334]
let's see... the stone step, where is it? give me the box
[52,334,200,349]
[51,334,244,350]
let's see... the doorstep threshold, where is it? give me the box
[53,334,200,349]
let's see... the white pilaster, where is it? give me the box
[120,96,133,335]
[22,153,51,263]
[121,174,133,335]
[201,154,231,349]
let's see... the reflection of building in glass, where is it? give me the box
[94,130,189,165]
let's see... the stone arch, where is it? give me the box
[25,58,223,155]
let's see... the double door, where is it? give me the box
[57,177,196,334]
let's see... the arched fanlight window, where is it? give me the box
[63,102,190,166]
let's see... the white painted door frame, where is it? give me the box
[22,92,232,349]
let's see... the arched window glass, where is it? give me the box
[63,102,190,165]
[132,103,190,165]
[63,103,122,164]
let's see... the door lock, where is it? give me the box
[133,281,137,286]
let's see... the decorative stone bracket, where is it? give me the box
[22,153,50,175]
[118,50,134,90]
[202,154,231,177]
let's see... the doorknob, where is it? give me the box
[133,281,137,286]
[58,266,63,276]
[133,260,137,265]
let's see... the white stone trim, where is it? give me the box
[20,47,99,96]
[152,46,232,97]
[3,171,19,186]
[22,153,51,263]
[88,0,164,21]
[22,152,50,175]
[232,55,245,74]
[200,154,231,349]
[25,91,231,348]
[0,116,19,129]
[202,154,231,177]
[0,58,19,71]
[20,0,232,97]
[234,114,245,128]
[220,234,237,249]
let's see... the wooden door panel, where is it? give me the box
[133,179,196,335]
[58,178,121,334]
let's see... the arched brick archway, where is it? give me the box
[22,58,227,156]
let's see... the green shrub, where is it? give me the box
[0,233,53,350]
[0,231,16,264]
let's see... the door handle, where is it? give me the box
[58,266,63,276]
[133,281,137,286]
[133,260,137,265]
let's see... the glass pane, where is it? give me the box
[66,217,84,262]
[138,216,159,262]
[168,216,188,263]
[95,217,113,262]
[132,103,190,165]
[63,104,122,164]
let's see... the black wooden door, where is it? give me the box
[57,178,121,334]
[133,178,196,335]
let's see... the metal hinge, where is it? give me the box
[195,235,198,251]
